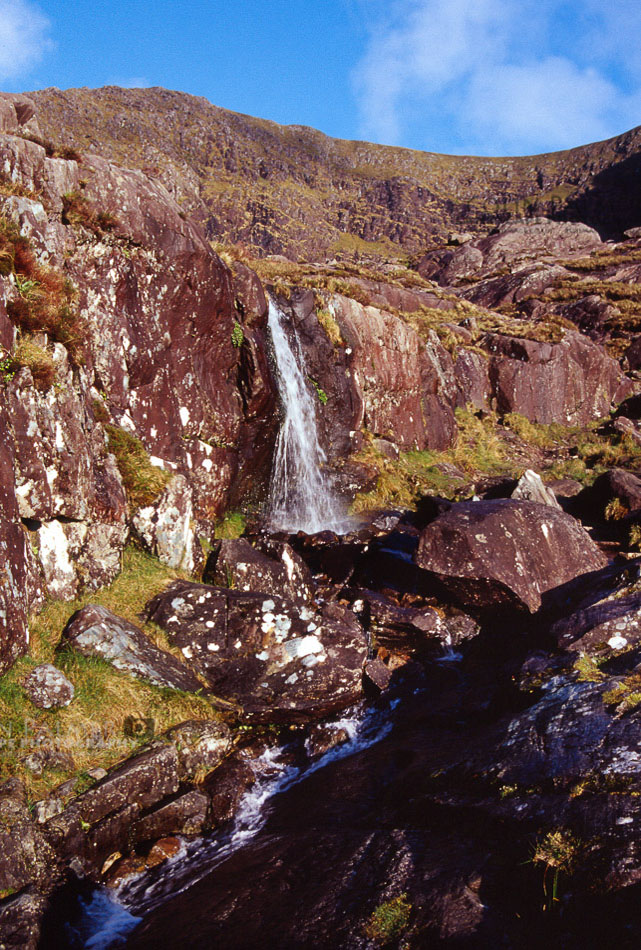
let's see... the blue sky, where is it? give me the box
[2,0,641,157]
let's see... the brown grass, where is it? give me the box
[6,336,56,390]
[62,192,119,235]
[0,216,86,364]
[105,425,171,511]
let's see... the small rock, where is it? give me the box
[363,657,393,692]
[203,754,256,824]
[32,798,64,824]
[306,724,350,759]
[146,836,182,868]
[22,664,74,709]
[511,470,560,508]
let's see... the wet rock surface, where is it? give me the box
[119,640,641,950]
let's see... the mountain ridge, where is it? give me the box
[27,85,641,259]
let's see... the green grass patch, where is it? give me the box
[602,673,641,715]
[573,654,606,683]
[0,546,215,801]
[352,407,641,513]
[352,408,510,512]
[316,308,343,346]
[364,894,412,944]
[213,510,246,539]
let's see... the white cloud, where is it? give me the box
[352,0,641,154]
[0,0,52,82]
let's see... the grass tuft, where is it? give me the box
[213,510,246,539]
[105,425,171,511]
[364,895,412,944]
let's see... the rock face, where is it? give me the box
[415,499,608,613]
[435,219,603,286]
[0,399,41,672]
[483,330,629,425]
[285,290,457,454]
[62,604,203,691]
[146,581,368,721]
[487,678,641,788]
[0,93,280,625]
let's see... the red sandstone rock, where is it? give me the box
[415,499,608,613]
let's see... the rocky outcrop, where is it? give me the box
[415,499,608,613]
[483,330,629,425]
[146,581,368,721]
[39,721,231,879]
[430,219,602,287]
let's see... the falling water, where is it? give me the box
[267,299,349,533]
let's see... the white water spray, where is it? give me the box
[267,299,349,533]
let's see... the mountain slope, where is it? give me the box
[28,86,641,260]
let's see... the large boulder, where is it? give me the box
[145,581,368,722]
[61,605,203,691]
[415,499,608,613]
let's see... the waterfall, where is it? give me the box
[267,299,348,534]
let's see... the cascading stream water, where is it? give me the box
[267,299,349,534]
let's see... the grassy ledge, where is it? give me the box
[0,547,218,802]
